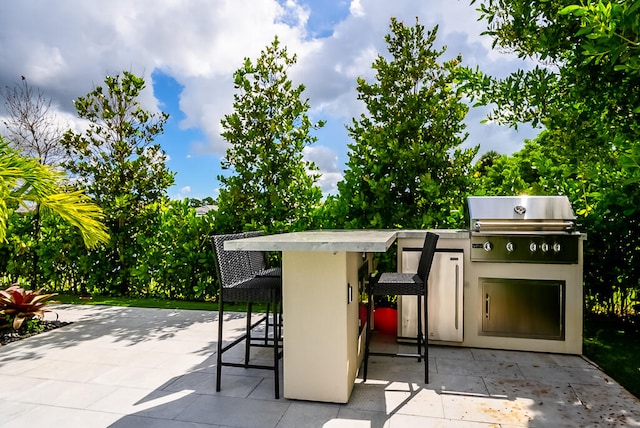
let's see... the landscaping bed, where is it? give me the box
[0,320,71,346]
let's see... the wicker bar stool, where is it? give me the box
[362,232,439,384]
[212,232,283,398]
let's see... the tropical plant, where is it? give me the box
[0,137,109,248]
[0,284,57,330]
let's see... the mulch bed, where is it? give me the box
[0,320,72,346]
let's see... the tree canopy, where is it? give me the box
[333,17,477,230]
[216,37,324,233]
[62,71,174,211]
[61,71,174,294]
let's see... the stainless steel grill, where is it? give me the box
[465,195,584,345]
[468,196,580,264]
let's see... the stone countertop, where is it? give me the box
[224,229,398,253]
[224,229,470,253]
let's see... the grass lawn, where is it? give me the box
[583,316,640,399]
[52,294,640,399]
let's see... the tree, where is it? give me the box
[0,137,108,248]
[467,0,640,316]
[62,71,174,294]
[216,37,324,233]
[1,77,69,285]
[560,1,640,76]
[466,1,639,157]
[558,1,640,182]
[1,77,66,166]
[335,18,477,230]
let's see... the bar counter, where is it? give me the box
[225,230,396,403]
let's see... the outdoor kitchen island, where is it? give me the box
[225,229,397,403]
[398,196,586,356]
[225,221,584,403]
[225,229,462,403]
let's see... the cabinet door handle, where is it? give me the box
[455,264,460,330]
[485,294,490,319]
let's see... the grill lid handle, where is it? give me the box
[473,220,575,232]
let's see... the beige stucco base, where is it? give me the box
[397,235,584,355]
[281,251,367,403]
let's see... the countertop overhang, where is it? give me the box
[224,229,469,253]
[224,230,397,252]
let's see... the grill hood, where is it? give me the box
[468,196,576,232]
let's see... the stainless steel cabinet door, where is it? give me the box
[481,278,564,340]
[399,249,463,342]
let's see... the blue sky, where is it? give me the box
[0,0,537,201]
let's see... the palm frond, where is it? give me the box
[1,138,110,248]
[40,191,110,248]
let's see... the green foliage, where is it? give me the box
[467,0,640,318]
[559,1,640,76]
[62,71,175,295]
[0,137,109,248]
[0,200,219,301]
[559,1,640,184]
[334,18,478,230]
[216,37,324,234]
[467,0,639,155]
[0,284,57,330]
[131,199,217,300]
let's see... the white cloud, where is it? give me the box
[304,145,342,195]
[304,145,339,173]
[349,0,365,17]
[1,0,539,199]
[317,172,343,196]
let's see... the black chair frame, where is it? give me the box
[363,231,439,384]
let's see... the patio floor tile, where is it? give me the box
[1,304,639,427]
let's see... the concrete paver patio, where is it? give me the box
[0,304,639,427]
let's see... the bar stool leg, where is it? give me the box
[424,292,429,384]
[417,296,422,363]
[264,303,271,345]
[244,302,253,367]
[216,301,224,392]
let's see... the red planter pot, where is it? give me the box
[374,307,398,336]
[359,303,368,327]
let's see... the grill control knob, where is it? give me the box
[553,242,562,252]
[541,242,550,252]
[506,241,515,252]
[529,242,538,252]
[483,241,493,252]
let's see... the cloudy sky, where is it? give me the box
[0,0,537,200]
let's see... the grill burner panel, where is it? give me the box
[471,234,579,264]
[468,196,579,264]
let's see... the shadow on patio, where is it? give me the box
[1,305,639,427]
